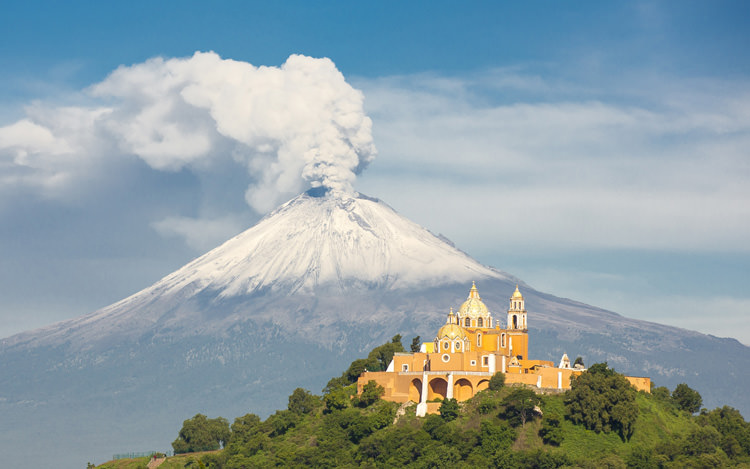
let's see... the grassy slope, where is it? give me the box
[97,451,220,469]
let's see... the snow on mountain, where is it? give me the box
[3,189,507,349]
[158,189,504,295]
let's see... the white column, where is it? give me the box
[489,354,496,374]
[557,371,562,390]
[501,355,507,373]
[416,372,429,417]
[446,373,454,399]
[536,375,542,388]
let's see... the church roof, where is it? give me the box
[512,284,524,299]
[436,323,467,340]
[458,281,489,318]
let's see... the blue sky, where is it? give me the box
[1,1,748,343]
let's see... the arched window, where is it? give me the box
[465,317,471,327]
[477,333,482,347]
[477,317,483,327]
[443,341,449,350]
[455,341,462,351]
[501,333,506,348]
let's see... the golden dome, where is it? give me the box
[512,284,523,299]
[458,281,489,319]
[436,323,467,340]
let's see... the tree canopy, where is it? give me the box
[324,335,405,392]
[564,362,639,440]
[672,383,703,414]
[172,413,231,454]
[158,340,750,469]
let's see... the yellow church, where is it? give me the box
[357,282,650,416]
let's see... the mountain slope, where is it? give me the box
[3,190,504,350]
[1,189,748,468]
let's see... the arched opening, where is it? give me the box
[465,318,471,327]
[477,317,483,327]
[454,378,474,401]
[512,315,518,329]
[428,378,448,401]
[501,333,506,348]
[477,379,490,391]
[477,333,482,347]
[409,378,422,403]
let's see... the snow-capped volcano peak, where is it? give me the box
[4,189,508,349]
[154,189,505,298]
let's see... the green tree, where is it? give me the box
[697,406,750,457]
[650,385,672,403]
[367,335,406,371]
[356,380,384,407]
[410,335,421,352]
[324,335,405,392]
[501,388,541,427]
[323,388,351,412]
[488,371,505,391]
[625,444,659,469]
[564,362,639,440]
[574,356,584,367]
[288,387,319,415]
[672,383,702,414]
[478,419,516,457]
[266,409,298,437]
[172,413,231,454]
[539,409,564,445]
[439,398,460,421]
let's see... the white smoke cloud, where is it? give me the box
[0,52,376,212]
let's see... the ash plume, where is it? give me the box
[0,52,376,212]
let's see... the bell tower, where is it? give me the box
[507,285,527,331]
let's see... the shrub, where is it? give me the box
[539,409,564,445]
[501,388,541,427]
[488,372,505,391]
[439,398,459,421]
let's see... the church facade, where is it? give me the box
[357,283,650,416]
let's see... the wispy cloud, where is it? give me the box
[355,71,750,253]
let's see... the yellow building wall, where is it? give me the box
[459,327,530,360]
[626,376,651,392]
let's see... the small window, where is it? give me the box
[465,318,471,327]
[455,341,462,351]
[443,341,449,350]
[477,317,483,327]
[482,356,489,366]
[402,364,409,372]
[501,333,506,347]
[441,354,450,363]
[470,360,477,366]
[477,333,482,347]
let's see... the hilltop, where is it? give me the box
[94,337,750,469]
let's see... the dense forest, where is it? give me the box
[96,336,750,468]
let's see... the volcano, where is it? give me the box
[2,189,749,468]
